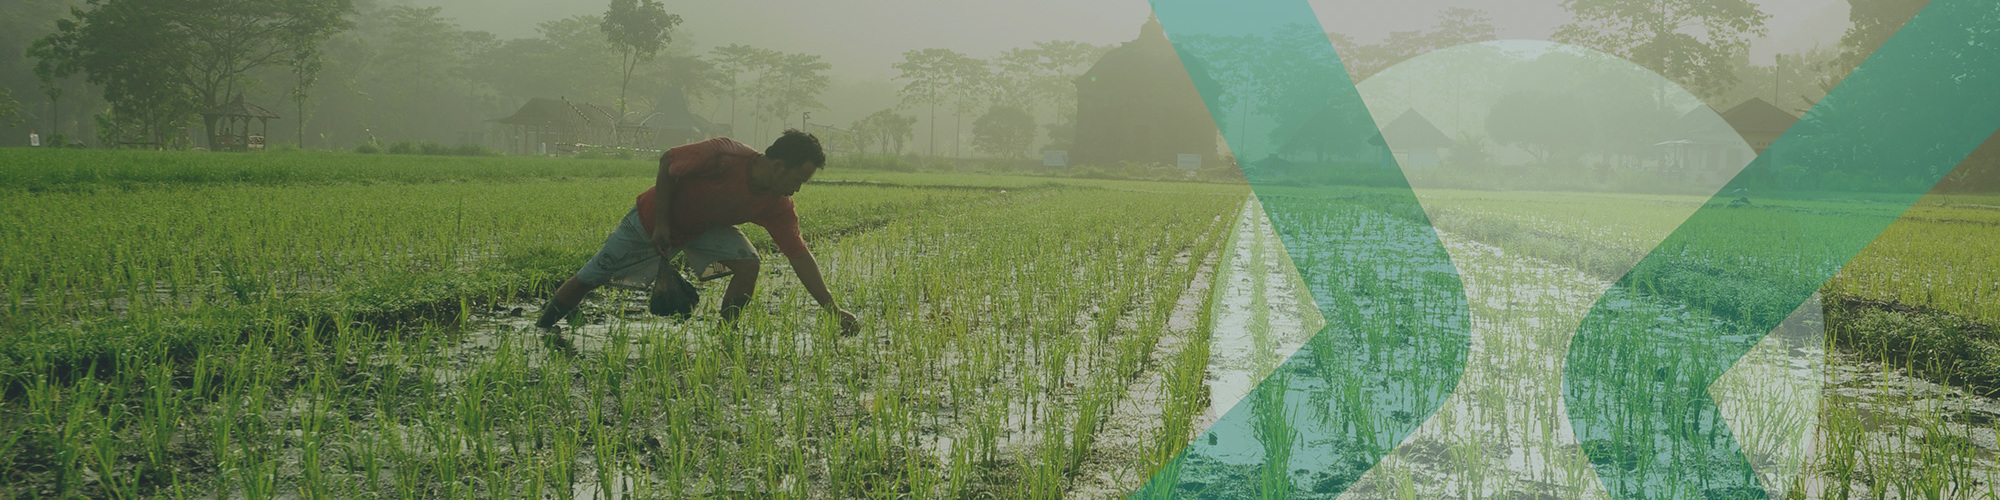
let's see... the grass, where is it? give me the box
[5,147,1995,498]
[0,149,1247,498]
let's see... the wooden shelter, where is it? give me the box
[1718,98,1799,154]
[1368,109,1455,169]
[628,88,728,150]
[1071,15,1219,167]
[493,97,624,155]
[200,95,279,152]
[1657,98,1797,178]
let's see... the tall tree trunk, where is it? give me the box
[928,99,937,161]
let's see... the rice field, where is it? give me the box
[1405,188,2000,499]
[3,147,1996,498]
[0,148,1260,498]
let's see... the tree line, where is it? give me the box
[0,0,843,151]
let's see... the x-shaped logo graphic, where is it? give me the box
[1137,1,2000,498]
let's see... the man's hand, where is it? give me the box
[650,225,673,258]
[824,306,860,336]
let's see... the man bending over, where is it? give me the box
[535,129,859,338]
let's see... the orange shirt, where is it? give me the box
[635,138,809,258]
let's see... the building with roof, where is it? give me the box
[493,98,625,155]
[200,95,279,152]
[1656,98,1796,181]
[1369,109,1455,170]
[628,87,729,150]
[1070,15,1220,168]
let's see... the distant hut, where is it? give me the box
[1071,14,1220,168]
[493,98,624,155]
[1719,98,1798,154]
[200,95,279,152]
[1242,153,1295,181]
[1275,99,1387,170]
[1368,109,1455,169]
[629,87,728,150]
[1657,98,1796,175]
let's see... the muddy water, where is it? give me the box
[1181,194,2000,499]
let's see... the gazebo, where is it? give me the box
[200,95,279,152]
[628,88,727,150]
[1368,109,1455,170]
[493,97,624,155]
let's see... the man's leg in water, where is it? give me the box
[539,208,651,329]
[717,258,760,322]
[536,277,599,329]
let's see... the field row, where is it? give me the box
[0,167,1252,498]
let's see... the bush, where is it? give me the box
[418,141,451,156]
[354,142,381,154]
[452,143,497,156]
[834,154,917,172]
[386,140,418,155]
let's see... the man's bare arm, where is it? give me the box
[789,252,859,334]
[788,252,837,307]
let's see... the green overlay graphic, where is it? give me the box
[1140,0,2000,498]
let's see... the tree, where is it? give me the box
[352,6,494,142]
[1486,90,1593,164]
[945,57,990,159]
[756,52,831,135]
[0,87,20,127]
[1823,0,1930,90]
[600,0,681,118]
[972,105,1035,159]
[31,0,354,148]
[850,109,915,155]
[989,41,1111,151]
[894,48,976,159]
[710,44,779,143]
[1553,0,1769,104]
[1343,8,1499,82]
[288,9,336,148]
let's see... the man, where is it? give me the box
[535,129,859,339]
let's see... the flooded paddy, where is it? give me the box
[1171,194,2000,499]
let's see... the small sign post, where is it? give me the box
[1177,153,1201,170]
[1043,150,1068,168]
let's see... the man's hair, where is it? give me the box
[765,129,826,169]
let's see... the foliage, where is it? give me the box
[600,0,682,117]
[1824,0,1931,90]
[704,44,829,145]
[755,53,831,130]
[29,0,354,146]
[971,105,1035,159]
[848,108,915,156]
[0,148,653,190]
[1552,0,1770,102]
[893,48,982,157]
[0,86,18,127]
[1338,8,1500,82]
[0,154,1239,496]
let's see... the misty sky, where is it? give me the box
[413,0,1853,81]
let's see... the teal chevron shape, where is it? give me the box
[1135,1,1472,497]
[1139,0,2000,498]
[1562,1,2000,499]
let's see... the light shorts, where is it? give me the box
[574,207,759,291]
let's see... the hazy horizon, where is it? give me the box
[407,0,1852,82]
